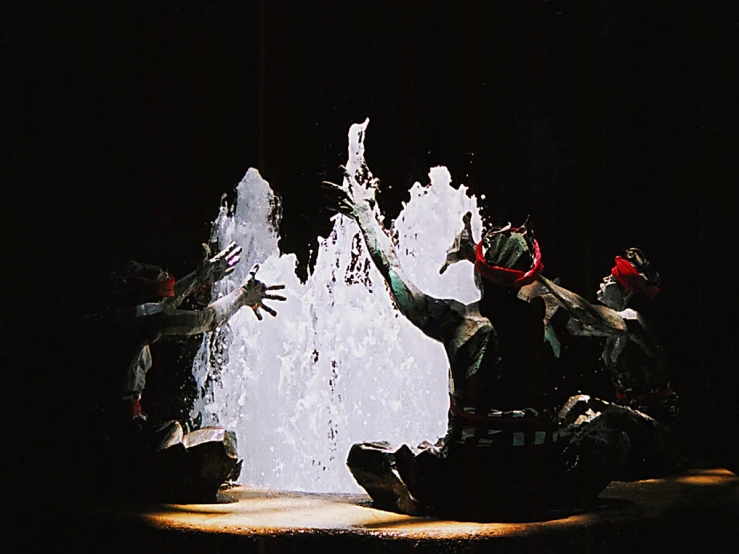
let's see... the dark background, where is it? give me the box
[6,0,738,522]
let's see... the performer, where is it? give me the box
[84,242,285,502]
[526,248,681,479]
[323,169,629,519]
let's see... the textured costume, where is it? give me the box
[341,221,627,518]
[554,250,681,480]
[83,247,284,502]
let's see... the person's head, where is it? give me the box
[108,261,175,309]
[474,222,543,289]
[597,247,660,310]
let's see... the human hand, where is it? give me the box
[240,264,287,320]
[321,165,378,219]
[199,241,242,285]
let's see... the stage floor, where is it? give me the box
[27,468,739,553]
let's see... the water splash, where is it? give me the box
[192,119,484,492]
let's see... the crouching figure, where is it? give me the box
[84,243,285,502]
[524,248,681,480]
[323,164,628,520]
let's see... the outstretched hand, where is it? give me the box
[199,241,243,285]
[321,165,378,219]
[240,264,287,320]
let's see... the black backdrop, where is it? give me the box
[6,0,738,514]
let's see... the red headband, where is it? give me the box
[131,275,176,298]
[474,232,544,287]
[611,256,659,299]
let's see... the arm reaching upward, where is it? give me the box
[323,178,461,341]
[162,241,243,308]
[141,265,286,337]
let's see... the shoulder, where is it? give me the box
[458,301,494,335]
[433,296,488,325]
[618,308,647,334]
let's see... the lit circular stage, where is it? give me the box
[92,467,738,553]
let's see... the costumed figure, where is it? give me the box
[84,243,286,502]
[520,248,681,479]
[322,168,629,519]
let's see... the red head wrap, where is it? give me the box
[131,275,176,298]
[611,256,659,299]
[474,230,544,287]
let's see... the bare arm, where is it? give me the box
[533,275,630,336]
[162,242,243,308]
[142,269,286,337]
[323,180,461,341]
[164,271,202,309]
[357,204,455,338]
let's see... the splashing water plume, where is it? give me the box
[192,119,485,492]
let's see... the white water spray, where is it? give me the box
[191,119,485,492]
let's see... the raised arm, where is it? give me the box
[162,242,243,308]
[142,266,286,337]
[323,178,460,341]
